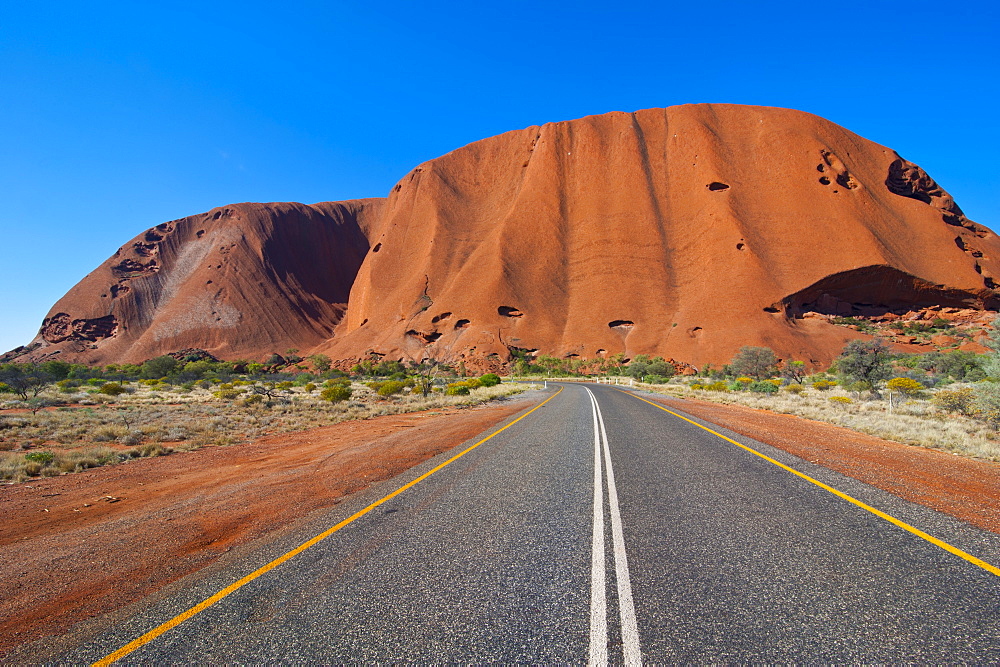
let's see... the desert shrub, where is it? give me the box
[242,394,264,406]
[783,383,805,394]
[748,380,778,394]
[705,381,728,392]
[24,461,43,476]
[812,380,836,391]
[973,382,1000,427]
[99,383,127,396]
[140,356,179,380]
[24,451,55,464]
[446,383,471,396]
[932,387,974,415]
[886,377,925,398]
[213,388,243,399]
[689,383,705,390]
[0,382,12,394]
[829,396,853,405]
[321,385,352,402]
[644,375,667,385]
[304,383,317,393]
[378,381,407,397]
[479,373,501,387]
[275,381,294,390]
[120,430,144,446]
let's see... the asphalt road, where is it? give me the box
[63,383,1000,663]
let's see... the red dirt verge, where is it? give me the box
[0,396,536,657]
[645,394,1000,534]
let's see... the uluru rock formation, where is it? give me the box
[12,104,1000,369]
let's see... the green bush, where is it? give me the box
[275,381,294,390]
[783,383,805,394]
[321,385,352,402]
[377,380,408,397]
[812,380,836,391]
[445,383,471,396]
[0,382,12,394]
[99,383,127,396]
[748,380,778,393]
[304,383,317,393]
[479,373,501,387]
[24,451,55,464]
[705,381,729,392]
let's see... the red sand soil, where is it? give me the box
[0,396,534,657]
[647,394,1000,534]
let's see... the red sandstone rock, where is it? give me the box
[12,104,1000,369]
[930,334,958,346]
[318,104,1000,368]
[18,200,383,364]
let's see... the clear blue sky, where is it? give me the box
[1,1,997,354]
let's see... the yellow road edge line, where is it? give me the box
[620,389,1000,578]
[93,387,564,666]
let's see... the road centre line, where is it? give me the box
[588,388,608,666]
[586,388,642,665]
[92,387,564,667]
[622,390,1000,578]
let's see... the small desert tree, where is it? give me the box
[140,355,179,380]
[309,354,332,373]
[780,360,807,385]
[836,338,894,397]
[0,364,53,400]
[729,346,778,380]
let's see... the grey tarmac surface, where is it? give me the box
[61,382,1000,663]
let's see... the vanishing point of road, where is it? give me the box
[65,383,1000,663]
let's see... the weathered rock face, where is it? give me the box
[314,104,1000,368]
[14,104,1000,369]
[21,200,384,364]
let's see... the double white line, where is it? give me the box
[586,387,641,665]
